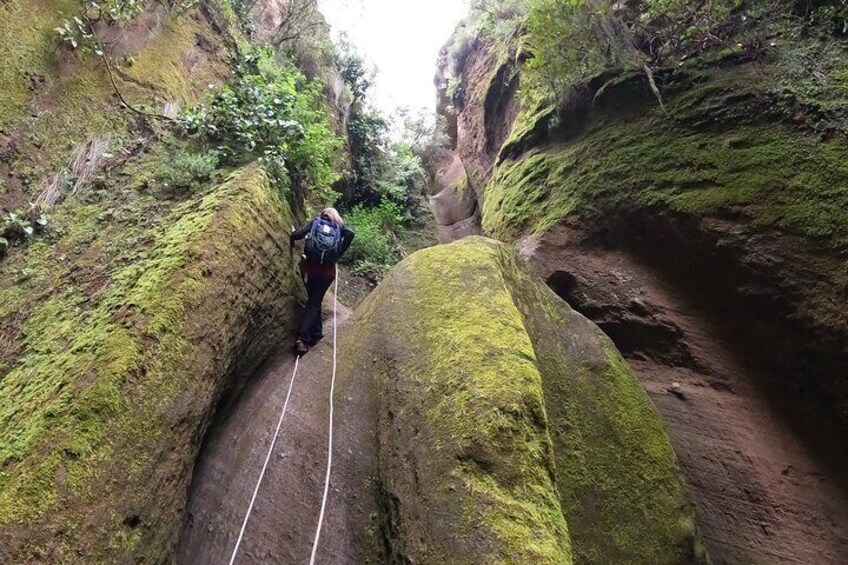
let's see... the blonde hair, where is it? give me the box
[322,207,344,227]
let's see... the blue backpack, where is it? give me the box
[305,217,342,264]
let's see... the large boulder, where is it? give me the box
[340,237,706,564]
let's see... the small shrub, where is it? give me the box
[464,0,527,42]
[153,150,219,192]
[525,0,745,100]
[56,1,200,54]
[342,199,405,279]
[1,208,49,248]
[336,34,374,100]
[349,259,391,280]
[810,2,848,34]
[446,77,463,103]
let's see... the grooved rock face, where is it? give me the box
[429,153,481,243]
[0,3,297,562]
[530,222,848,564]
[339,238,706,564]
[440,16,848,561]
[0,166,304,562]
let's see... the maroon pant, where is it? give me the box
[298,258,336,345]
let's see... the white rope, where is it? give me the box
[228,355,301,565]
[309,266,339,565]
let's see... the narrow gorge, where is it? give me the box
[1,1,846,564]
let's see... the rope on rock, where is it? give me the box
[228,355,301,565]
[309,265,339,565]
[227,266,341,564]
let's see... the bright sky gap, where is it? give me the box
[318,0,470,114]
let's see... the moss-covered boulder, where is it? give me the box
[340,237,706,564]
[0,164,303,561]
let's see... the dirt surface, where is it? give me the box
[336,265,377,310]
[532,225,848,564]
[178,299,382,565]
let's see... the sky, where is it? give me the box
[318,0,470,115]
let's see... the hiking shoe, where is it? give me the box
[294,339,310,357]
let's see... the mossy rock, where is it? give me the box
[483,32,848,253]
[0,0,232,209]
[496,243,710,565]
[0,164,304,562]
[340,237,706,564]
[478,34,848,427]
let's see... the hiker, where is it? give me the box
[290,208,355,356]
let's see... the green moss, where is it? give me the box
[216,0,239,27]
[344,238,707,563]
[0,239,52,318]
[454,174,469,197]
[764,36,848,132]
[0,0,77,130]
[1,1,231,200]
[499,94,554,157]
[0,295,142,523]
[0,162,301,561]
[406,243,570,563]
[346,239,571,563]
[485,120,848,252]
[486,32,848,255]
[484,150,576,240]
[20,72,124,185]
[122,12,229,104]
[0,283,29,321]
[550,343,704,562]
[499,242,707,564]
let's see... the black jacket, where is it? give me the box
[291,218,355,258]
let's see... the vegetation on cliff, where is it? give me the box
[437,0,848,378]
[179,43,343,200]
[524,0,848,98]
[473,1,848,366]
[485,106,848,253]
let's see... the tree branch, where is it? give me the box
[84,18,175,122]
